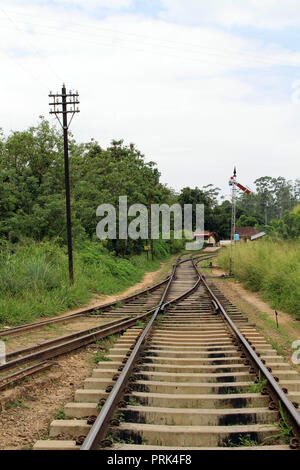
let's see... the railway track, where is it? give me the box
[32,254,300,451]
[0,275,170,391]
[0,254,214,392]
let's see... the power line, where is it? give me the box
[1,10,300,69]
[0,49,46,91]
[2,8,300,67]
[1,20,298,75]
[0,6,63,83]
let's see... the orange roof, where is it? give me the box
[194,232,215,237]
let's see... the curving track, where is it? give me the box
[33,255,300,450]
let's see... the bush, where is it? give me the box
[0,239,181,326]
[218,240,300,319]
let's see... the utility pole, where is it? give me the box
[49,85,80,283]
[149,192,154,261]
[229,167,237,276]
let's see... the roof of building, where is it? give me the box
[251,231,266,241]
[194,232,217,238]
[235,226,260,238]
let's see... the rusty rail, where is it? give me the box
[0,254,210,390]
[195,263,300,446]
[0,274,172,338]
[81,257,201,450]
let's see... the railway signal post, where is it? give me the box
[49,85,80,283]
[228,167,251,276]
[229,167,237,276]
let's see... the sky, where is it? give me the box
[1,1,300,197]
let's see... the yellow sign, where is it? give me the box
[144,245,151,251]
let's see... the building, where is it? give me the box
[194,232,218,247]
[235,226,263,243]
[250,231,266,241]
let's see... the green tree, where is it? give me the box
[236,215,258,227]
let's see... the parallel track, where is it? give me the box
[0,254,213,391]
[33,255,300,450]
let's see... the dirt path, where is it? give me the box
[203,262,300,374]
[53,256,176,320]
[210,264,300,339]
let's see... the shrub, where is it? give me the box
[0,239,180,326]
[218,240,300,319]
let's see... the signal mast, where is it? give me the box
[228,167,251,275]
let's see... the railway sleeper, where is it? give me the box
[33,260,300,451]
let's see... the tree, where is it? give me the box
[0,118,175,254]
[236,215,258,227]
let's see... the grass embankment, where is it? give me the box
[0,240,181,327]
[218,240,300,320]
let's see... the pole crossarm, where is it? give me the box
[49,86,80,129]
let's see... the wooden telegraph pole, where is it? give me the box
[49,85,80,283]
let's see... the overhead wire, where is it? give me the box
[0,8,300,70]
[2,7,300,68]
[0,6,64,84]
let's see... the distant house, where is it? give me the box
[250,231,266,241]
[235,226,265,243]
[194,232,218,247]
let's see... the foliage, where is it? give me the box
[0,117,175,255]
[263,402,293,445]
[237,176,300,225]
[265,205,300,240]
[0,239,179,326]
[236,214,259,227]
[218,240,300,319]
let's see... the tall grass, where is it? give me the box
[0,239,182,326]
[218,240,300,319]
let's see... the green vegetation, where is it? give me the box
[0,118,187,326]
[247,372,267,394]
[92,335,118,363]
[218,240,300,319]
[128,397,141,406]
[93,352,112,363]
[263,402,293,445]
[3,117,300,330]
[5,398,28,410]
[223,434,259,447]
[0,240,181,327]
[54,406,68,420]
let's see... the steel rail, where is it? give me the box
[0,265,189,374]
[0,305,161,374]
[1,256,202,387]
[0,255,210,389]
[4,313,158,363]
[0,274,172,338]
[0,361,55,391]
[0,253,212,339]
[195,264,300,441]
[81,258,201,450]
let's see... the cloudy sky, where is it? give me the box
[1,1,300,196]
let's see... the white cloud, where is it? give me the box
[160,0,300,30]
[58,0,132,9]
[0,1,300,197]
[5,0,133,11]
